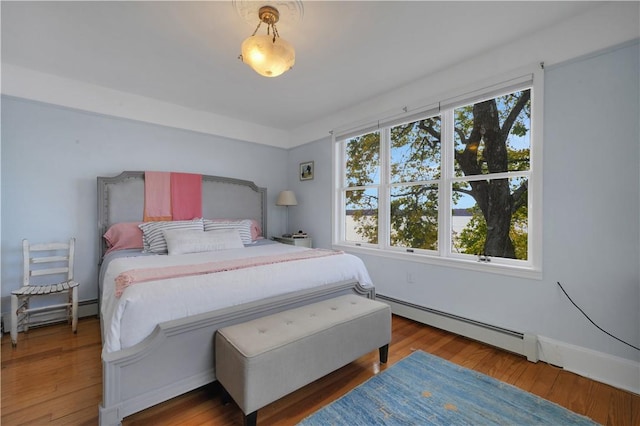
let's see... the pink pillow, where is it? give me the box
[104,222,143,254]
[250,219,263,240]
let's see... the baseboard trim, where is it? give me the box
[538,335,640,395]
[378,294,639,394]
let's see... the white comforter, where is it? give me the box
[100,244,373,354]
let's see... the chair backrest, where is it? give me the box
[23,238,75,287]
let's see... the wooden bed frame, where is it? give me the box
[97,171,374,426]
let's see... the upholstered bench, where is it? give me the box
[215,294,391,426]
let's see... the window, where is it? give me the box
[334,72,541,275]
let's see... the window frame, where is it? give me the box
[332,67,543,279]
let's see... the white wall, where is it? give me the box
[0,98,290,311]
[288,42,640,371]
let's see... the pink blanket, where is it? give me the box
[143,172,172,221]
[115,249,343,297]
[171,172,202,220]
[143,171,203,221]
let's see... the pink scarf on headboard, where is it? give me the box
[171,172,202,220]
[143,172,202,221]
[143,172,172,221]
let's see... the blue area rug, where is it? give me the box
[299,350,598,425]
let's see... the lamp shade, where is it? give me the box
[241,34,295,77]
[276,190,298,206]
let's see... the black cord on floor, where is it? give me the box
[557,281,639,352]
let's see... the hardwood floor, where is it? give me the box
[2,315,638,425]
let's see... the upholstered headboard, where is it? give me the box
[97,171,267,259]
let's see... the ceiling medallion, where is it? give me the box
[233,1,304,27]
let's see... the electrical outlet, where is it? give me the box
[406,272,414,283]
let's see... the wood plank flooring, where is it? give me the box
[2,315,638,425]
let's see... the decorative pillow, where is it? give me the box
[103,222,143,254]
[138,219,204,253]
[163,229,244,255]
[203,219,253,244]
[249,219,263,240]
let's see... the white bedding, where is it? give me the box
[100,243,373,354]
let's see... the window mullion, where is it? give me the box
[440,109,453,258]
[379,127,391,250]
[334,138,345,244]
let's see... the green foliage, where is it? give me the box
[346,132,380,187]
[456,204,528,260]
[390,184,439,250]
[456,206,486,255]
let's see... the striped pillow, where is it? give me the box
[203,219,253,245]
[139,219,204,253]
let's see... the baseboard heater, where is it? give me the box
[376,294,539,362]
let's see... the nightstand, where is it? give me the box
[272,236,312,248]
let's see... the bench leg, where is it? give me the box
[220,386,232,405]
[244,411,257,426]
[379,344,389,364]
[219,385,257,426]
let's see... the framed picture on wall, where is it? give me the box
[300,161,314,181]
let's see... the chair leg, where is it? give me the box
[10,294,18,347]
[71,286,78,333]
[23,297,30,334]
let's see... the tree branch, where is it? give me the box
[502,90,530,139]
[455,127,467,145]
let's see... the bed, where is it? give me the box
[97,171,375,426]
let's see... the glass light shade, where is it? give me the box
[241,34,295,77]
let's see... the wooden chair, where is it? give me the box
[10,238,79,347]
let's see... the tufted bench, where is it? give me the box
[215,294,391,426]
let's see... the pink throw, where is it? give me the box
[143,172,172,221]
[171,172,202,220]
[115,249,343,297]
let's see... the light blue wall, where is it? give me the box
[286,136,333,250]
[288,42,640,362]
[1,98,289,309]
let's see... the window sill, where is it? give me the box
[332,243,542,280]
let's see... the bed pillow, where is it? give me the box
[103,222,144,254]
[163,229,244,255]
[249,219,263,240]
[203,219,253,244]
[203,219,262,240]
[139,219,204,253]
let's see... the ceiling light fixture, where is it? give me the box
[239,5,295,77]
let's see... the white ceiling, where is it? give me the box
[0,1,613,134]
